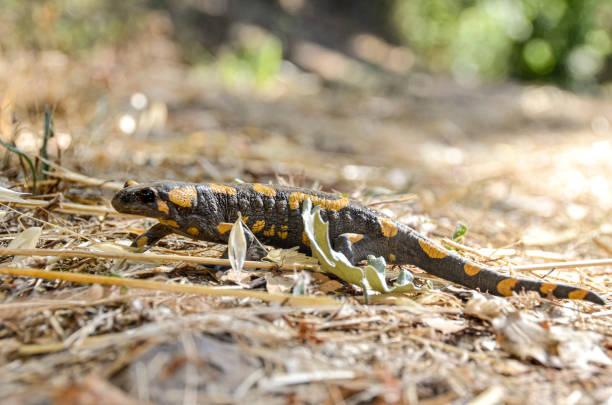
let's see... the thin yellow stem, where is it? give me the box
[0,265,338,306]
[0,247,321,271]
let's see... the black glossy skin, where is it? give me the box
[112,181,605,305]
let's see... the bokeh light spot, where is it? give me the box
[523,38,555,74]
[119,114,136,134]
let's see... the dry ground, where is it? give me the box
[1,30,611,405]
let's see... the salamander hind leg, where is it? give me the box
[333,233,391,265]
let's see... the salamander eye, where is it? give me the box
[136,188,156,203]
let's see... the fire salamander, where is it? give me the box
[112,181,605,305]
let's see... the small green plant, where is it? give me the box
[217,31,283,88]
[0,105,58,194]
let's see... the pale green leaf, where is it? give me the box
[301,199,423,295]
[228,214,247,275]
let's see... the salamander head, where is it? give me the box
[112,180,191,218]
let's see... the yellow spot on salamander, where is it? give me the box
[464,263,482,276]
[251,220,266,233]
[276,224,288,238]
[288,192,349,211]
[136,236,148,247]
[217,222,233,234]
[539,283,557,295]
[263,225,275,237]
[168,186,197,208]
[302,231,310,246]
[253,183,276,197]
[496,278,518,297]
[345,233,364,243]
[242,216,249,224]
[124,180,139,187]
[418,239,448,259]
[187,227,199,236]
[377,217,398,238]
[568,289,588,300]
[389,253,396,262]
[159,219,179,228]
[157,200,170,214]
[209,184,237,195]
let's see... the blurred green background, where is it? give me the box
[1,0,610,92]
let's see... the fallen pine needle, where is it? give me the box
[0,248,321,271]
[0,266,339,307]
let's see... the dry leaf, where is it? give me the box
[465,293,514,321]
[9,227,42,265]
[319,279,344,293]
[115,334,260,403]
[493,312,612,370]
[218,269,252,285]
[421,316,467,334]
[91,242,159,265]
[265,274,296,294]
[54,373,141,405]
[264,247,319,267]
[91,242,135,254]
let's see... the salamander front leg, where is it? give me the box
[131,223,174,249]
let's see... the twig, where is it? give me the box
[0,247,321,272]
[441,238,512,264]
[509,259,612,272]
[0,265,339,307]
[441,237,612,272]
[367,195,417,207]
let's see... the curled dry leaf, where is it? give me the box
[464,293,515,321]
[492,312,611,370]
